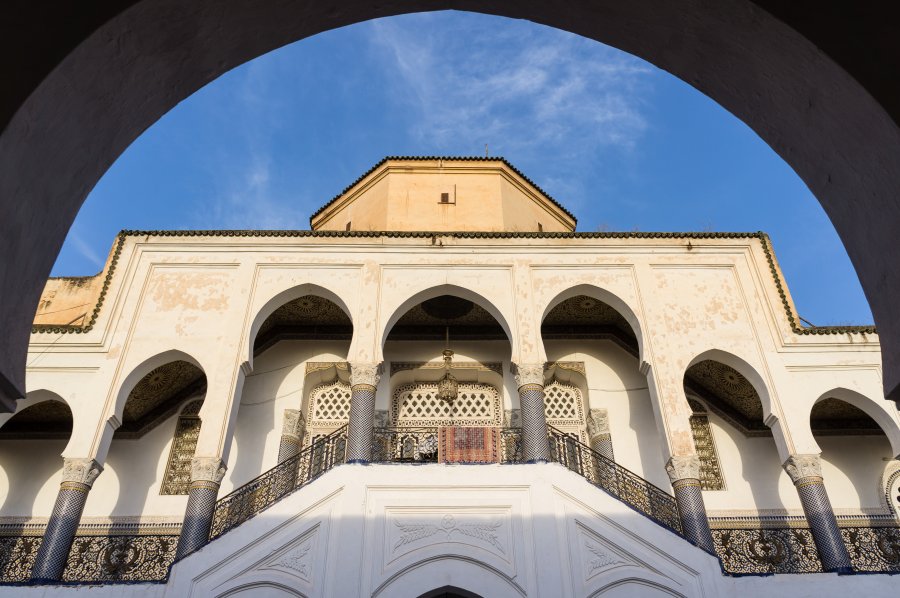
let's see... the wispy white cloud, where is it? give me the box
[368,14,652,156]
[69,232,104,270]
[192,59,309,230]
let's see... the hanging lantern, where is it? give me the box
[437,349,458,404]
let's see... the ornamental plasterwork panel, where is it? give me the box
[545,361,586,377]
[390,361,503,377]
[386,510,510,565]
[305,361,349,375]
[160,401,203,495]
[576,526,630,581]
[687,400,725,491]
[307,382,352,423]
[260,526,319,585]
[392,383,501,427]
[543,381,586,426]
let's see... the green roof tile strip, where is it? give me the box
[307,156,578,225]
[31,230,875,336]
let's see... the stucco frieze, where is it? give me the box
[190,457,227,484]
[665,454,701,483]
[782,454,823,483]
[61,458,103,487]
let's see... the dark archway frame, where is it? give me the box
[3,0,900,409]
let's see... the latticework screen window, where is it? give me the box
[160,400,202,495]
[392,383,501,427]
[688,399,725,491]
[305,381,352,446]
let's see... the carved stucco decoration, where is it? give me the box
[392,514,504,554]
[541,295,637,350]
[393,383,501,427]
[281,409,304,439]
[586,409,610,439]
[390,361,503,378]
[0,399,73,439]
[268,536,316,583]
[118,360,206,438]
[684,361,763,435]
[256,295,351,339]
[190,457,227,484]
[62,458,103,487]
[665,454,701,483]
[810,398,882,434]
[782,455,823,483]
[687,400,726,491]
[546,361,587,377]
[160,400,203,495]
[349,363,381,388]
[305,361,349,375]
[514,363,544,388]
[392,299,498,328]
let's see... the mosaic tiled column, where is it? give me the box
[783,454,852,573]
[665,454,715,553]
[277,409,305,463]
[346,363,380,463]
[515,363,551,463]
[587,408,614,461]
[30,458,103,582]
[174,457,227,560]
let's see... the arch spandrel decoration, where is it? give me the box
[392,383,501,427]
[160,399,203,495]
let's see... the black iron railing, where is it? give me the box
[208,425,347,540]
[372,427,439,462]
[546,425,683,534]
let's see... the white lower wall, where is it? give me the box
[2,464,894,597]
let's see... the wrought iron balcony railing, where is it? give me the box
[546,425,683,534]
[209,425,347,541]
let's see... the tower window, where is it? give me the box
[538,223,543,232]
[440,192,450,204]
[345,221,351,231]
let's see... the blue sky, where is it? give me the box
[54,11,872,326]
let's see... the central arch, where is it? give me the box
[3,0,900,412]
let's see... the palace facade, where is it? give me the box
[2,158,899,596]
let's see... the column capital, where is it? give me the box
[350,362,381,388]
[281,409,305,439]
[190,456,227,484]
[665,454,701,483]
[61,458,103,487]
[513,363,545,388]
[782,454,822,483]
[586,408,610,440]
